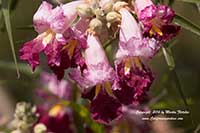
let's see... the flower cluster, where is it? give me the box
[20,0,180,124]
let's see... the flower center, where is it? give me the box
[42,29,56,45]
[149,19,163,36]
[62,39,78,59]
[49,104,63,117]
[94,82,115,99]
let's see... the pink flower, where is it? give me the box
[41,72,72,100]
[116,8,160,59]
[69,34,122,124]
[134,0,180,42]
[20,1,87,79]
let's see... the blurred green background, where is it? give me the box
[0,0,200,132]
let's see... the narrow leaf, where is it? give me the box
[1,0,20,78]
[177,0,200,4]
[174,14,200,37]
[162,47,175,70]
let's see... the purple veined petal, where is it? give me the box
[19,37,45,71]
[62,0,85,28]
[90,88,122,124]
[134,0,153,15]
[48,6,67,33]
[33,1,53,33]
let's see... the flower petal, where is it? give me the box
[90,89,122,124]
[33,1,52,33]
[19,37,45,71]
[48,6,67,33]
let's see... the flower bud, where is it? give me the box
[77,4,93,18]
[93,8,104,19]
[106,11,121,23]
[100,0,114,13]
[113,1,128,11]
[89,18,103,32]
[34,123,47,133]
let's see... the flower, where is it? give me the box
[36,104,74,133]
[41,72,72,100]
[113,57,154,105]
[113,8,154,105]
[116,8,160,59]
[134,0,180,42]
[69,34,122,124]
[20,1,87,79]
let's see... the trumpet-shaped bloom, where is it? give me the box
[134,0,180,42]
[20,1,86,79]
[69,34,122,124]
[116,8,160,59]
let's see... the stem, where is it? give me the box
[171,69,194,126]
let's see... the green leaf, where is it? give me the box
[1,0,20,78]
[177,0,200,4]
[0,61,40,76]
[162,47,175,70]
[174,14,200,37]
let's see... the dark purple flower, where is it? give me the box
[83,87,122,124]
[113,57,154,105]
[134,0,180,42]
[37,104,74,133]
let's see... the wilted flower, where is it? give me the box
[134,0,181,42]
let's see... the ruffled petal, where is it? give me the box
[19,37,45,71]
[90,89,122,124]
[113,58,154,105]
[33,1,52,33]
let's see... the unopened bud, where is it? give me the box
[77,4,93,18]
[89,18,103,32]
[34,123,47,133]
[93,8,104,19]
[106,11,121,23]
[100,0,114,13]
[113,1,128,11]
